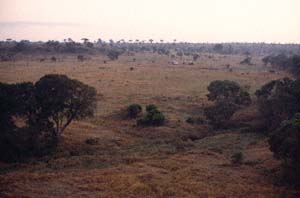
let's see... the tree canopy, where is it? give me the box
[204,80,251,128]
[255,78,300,131]
[0,74,97,162]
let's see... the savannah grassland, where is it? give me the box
[0,52,299,197]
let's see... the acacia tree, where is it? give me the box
[34,74,97,142]
[81,38,89,44]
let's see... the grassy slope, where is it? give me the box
[0,53,299,197]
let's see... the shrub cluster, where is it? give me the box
[126,104,165,126]
[125,104,165,127]
[204,80,251,128]
[126,104,142,118]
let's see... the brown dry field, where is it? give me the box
[0,53,299,197]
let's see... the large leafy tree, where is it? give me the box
[34,74,97,141]
[0,74,97,162]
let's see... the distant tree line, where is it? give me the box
[1,39,300,61]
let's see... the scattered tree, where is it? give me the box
[34,74,97,143]
[240,56,253,65]
[107,49,122,60]
[0,74,97,162]
[204,80,251,128]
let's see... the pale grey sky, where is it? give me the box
[0,0,299,43]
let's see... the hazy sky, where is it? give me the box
[0,0,300,43]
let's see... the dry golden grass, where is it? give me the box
[0,53,299,197]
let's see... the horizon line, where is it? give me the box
[0,21,299,44]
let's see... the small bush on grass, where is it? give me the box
[137,104,165,126]
[127,104,142,118]
[146,104,158,113]
[186,116,205,125]
[85,138,99,145]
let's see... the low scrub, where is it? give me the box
[127,104,142,118]
[137,104,165,126]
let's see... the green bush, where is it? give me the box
[137,105,165,126]
[151,111,165,125]
[127,104,142,118]
[146,104,158,113]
